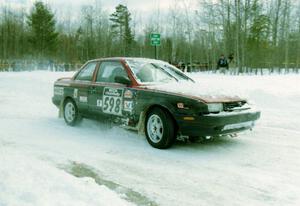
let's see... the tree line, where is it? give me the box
[0,0,299,70]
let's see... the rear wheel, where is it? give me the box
[145,108,176,149]
[63,99,81,126]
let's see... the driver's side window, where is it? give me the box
[96,61,128,83]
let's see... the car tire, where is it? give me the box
[63,98,81,126]
[145,107,176,149]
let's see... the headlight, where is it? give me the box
[207,103,223,112]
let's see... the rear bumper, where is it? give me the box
[52,96,61,107]
[176,109,261,136]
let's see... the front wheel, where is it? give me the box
[145,108,176,149]
[63,99,81,126]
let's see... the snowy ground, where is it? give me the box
[0,71,299,206]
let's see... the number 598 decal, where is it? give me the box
[102,87,123,116]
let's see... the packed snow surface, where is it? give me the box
[0,71,300,206]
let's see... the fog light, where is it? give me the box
[183,117,195,121]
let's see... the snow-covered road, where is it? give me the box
[0,71,299,206]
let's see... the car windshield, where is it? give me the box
[126,59,193,83]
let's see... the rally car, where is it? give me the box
[52,57,260,149]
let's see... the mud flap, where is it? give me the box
[58,100,64,118]
[137,111,146,136]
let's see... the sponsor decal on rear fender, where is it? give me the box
[124,100,133,112]
[79,96,88,103]
[73,88,78,98]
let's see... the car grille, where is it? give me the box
[223,101,246,111]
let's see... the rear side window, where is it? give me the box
[75,62,97,81]
[96,61,128,83]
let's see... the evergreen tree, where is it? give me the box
[27,1,58,58]
[109,4,134,56]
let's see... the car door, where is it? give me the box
[88,60,131,118]
[71,61,98,114]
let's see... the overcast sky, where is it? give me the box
[0,0,183,36]
[1,0,174,13]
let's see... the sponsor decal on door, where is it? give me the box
[102,87,123,116]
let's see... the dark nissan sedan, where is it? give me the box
[52,58,260,149]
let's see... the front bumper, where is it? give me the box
[176,109,261,136]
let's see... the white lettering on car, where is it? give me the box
[79,96,87,103]
[102,87,123,116]
[97,99,102,107]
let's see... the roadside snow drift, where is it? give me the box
[0,71,300,206]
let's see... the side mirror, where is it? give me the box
[115,76,131,86]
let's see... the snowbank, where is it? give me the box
[0,71,300,206]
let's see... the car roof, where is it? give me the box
[87,57,168,64]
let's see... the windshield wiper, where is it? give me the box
[152,63,179,81]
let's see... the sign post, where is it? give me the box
[150,33,160,59]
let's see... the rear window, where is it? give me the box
[75,62,97,81]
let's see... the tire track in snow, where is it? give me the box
[60,161,158,206]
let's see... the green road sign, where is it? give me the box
[150,33,161,46]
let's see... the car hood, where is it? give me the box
[141,81,245,103]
